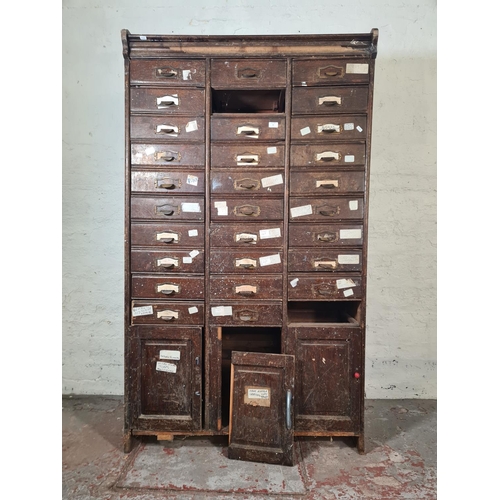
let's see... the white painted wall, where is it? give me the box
[62,0,436,397]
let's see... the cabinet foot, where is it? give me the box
[123,431,140,453]
[356,434,365,454]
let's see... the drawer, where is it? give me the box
[131,300,204,325]
[211,144,284,167]
[287,275,363,300]
[209,303,283,326]
[288,249,363,273]
[293,59,371,86]
[131,170,204,194]
[131,275,204,299]
[288,224,363,247]
[211,59,287,87]
[131,249,205,274]
[211,169,284,195]
[211,115,285,141]
[130,59,206,86]
[290,170,364,195]
[130,88,205,114]
[131,143,205,166]
[291,143,365,167]
[289,197,364,222]
[210,223,283,248]
[291,116,367,141]
[211,198,283,221]
[292,86,369,114]
[210,249,283,274]
[131,196,204,221]
[131,223,205,247]
[130,116,205,141]
[210,276,282,300]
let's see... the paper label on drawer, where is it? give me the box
[343,288,354,297]
[248,388,269,399]
[356,125,363,132]
[261,174,283,188]
[267,146,277,154]
[345,155,355,163]
[259,227,281,239]
[211,306,233,317]
[300,126,311,136]
[346,63,369,74]
[188,229,199,237]
[215,200,227,208]
[139,36,147,40]
[182,69,192,80]
[290,278,299,288]
[340,229,362,239]
[217,206,228,216]
[336,278,357,289]
[189,250,200,258]
[259,254,281,267]
[156,361,177,373]
[145,146,155,155]
[245,386,271,406]
[338,254,360,264]
[344,123,355,131]
[182,202,201,213]
[349,200,359,210]
[269,122,279,128]
[185,120,198,132]
[290,204,313,218]
[188,306,199,314]
[159,350,181,360]
[182,256,193,263]
[186,174,198,186]
[132,305,153,317]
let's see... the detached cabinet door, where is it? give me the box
[229,351,295,466]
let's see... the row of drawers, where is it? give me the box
[129,58,371,87]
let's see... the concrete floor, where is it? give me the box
[62,396,436,499]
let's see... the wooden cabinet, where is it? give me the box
[122,29,378,465]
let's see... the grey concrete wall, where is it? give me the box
[62,0,436,397]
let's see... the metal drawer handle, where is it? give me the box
[156,178,180,190]
[318,206,340,217]
[237,309,258,321]
[156,257,179,268]
[156,232,179,244]
[157,309,179,321]
[314,260,338,271]
[235,204,260,217]
[156,204,178,216]
[155,151,179,162]
[236,154,259,165]
[286,390,292,430]
[235,258,257,270]
[156,94,179,108]
[316,151,340,162]
[238,68,260,79]
[156,283,180,295]
[235,285,257,296]
[317,232,337,243]
[156,124,179,136]
[235,178,260,190]
[318,123,341,134]
[156,68,178,78]
[316,179,339,189]
[237,125,260,137]
[235,232,258,244]
[318,96,342,106]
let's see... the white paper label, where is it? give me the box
[301,81,307,86]
[356,125,363,132]
[248,389,269,399]
[346,63,369,74]
[343,289,354,297]
[185,120,198,132]
[259,228,281,239]
[188,229,198,237]
[336,278,357,289]
[211,306,233,317]
[344,123,355,131]
[182,69,192,80]
[269,122,279,128]
[182,202,201,213]
[186,174,198,186]
[156,361,177,373]
[259,254,281,267]
[290,205,313,218]
[340,229,362,239]
[145,146,155,155]
[182,256,193,264]
[349,200,359,210]
[345,155,355,163]
[217,206,228,216]
[300,126,311,136]
[267,146,277,154]
[338,254,360,264]
[188,306,199,314]
[189,250,200,258]
[261,174,283,188]
[236,233,257,242]
[215,201,227,209]
[139,36,147,40]
[159,350,181,360]
[290,278,299,288]
[132,305,153,317]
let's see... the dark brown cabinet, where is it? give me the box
[122,29,378,465]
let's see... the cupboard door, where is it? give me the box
[229,352,295,466]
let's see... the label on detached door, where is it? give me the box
[244,386,271,407]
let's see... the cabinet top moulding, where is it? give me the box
[121,29,379,59]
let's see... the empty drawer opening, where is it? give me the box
[212,89,286,113]
[221,327,281,427]
[287,301,361,325]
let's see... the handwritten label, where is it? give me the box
[343,289,354,297]
[211,306,233,317]
[269,122,279,128]
[349,200,359,210]
[346,63,369,74]
[156,361,177,373]
[336,278,357,289]
[182,202,201,213]
[186,174,198,186]
[340,229,362,239]
[261,174,283,188]
[356,125,363,132]
[344,123,355,131]
[259,228,281,239]
[132,306,153,317]
[290,205,313,218]
[345,155,355,163]
[188,229,198,237]
[188,306,199,314]
[182,256,193,264]
[338,254,360,264]
[259,254,281,267]
[159,350,181,360]
[267,146,277,154]
[300,126,311,136]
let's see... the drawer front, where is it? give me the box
[292,86,369,114]
[293,59,371,86]
[211,116,286,141]
[211,198,283,221]
[288,249,363,272]
[130,59,206,86]
[211,59,287,87]
[130,116,205,141]
[131,143,205,166]
[290,171,365,195]
[131,249,205,273]
[288,224,364,247]
[210,223,283,248]
[289,197,364,222]
[287,275,363,300]
[211,170,285,194]
[291,116,367,141]
[131,170,205,194]
[131,301,204,325]
[209,303,283,326]
[211,144,285,167]
[131,196,204,221]
[210,276,282,300]
[131,223,205,247]
[210,249,283,274]
[130,88,205,114]
[131,275,204,299]
[291,143,365,167]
